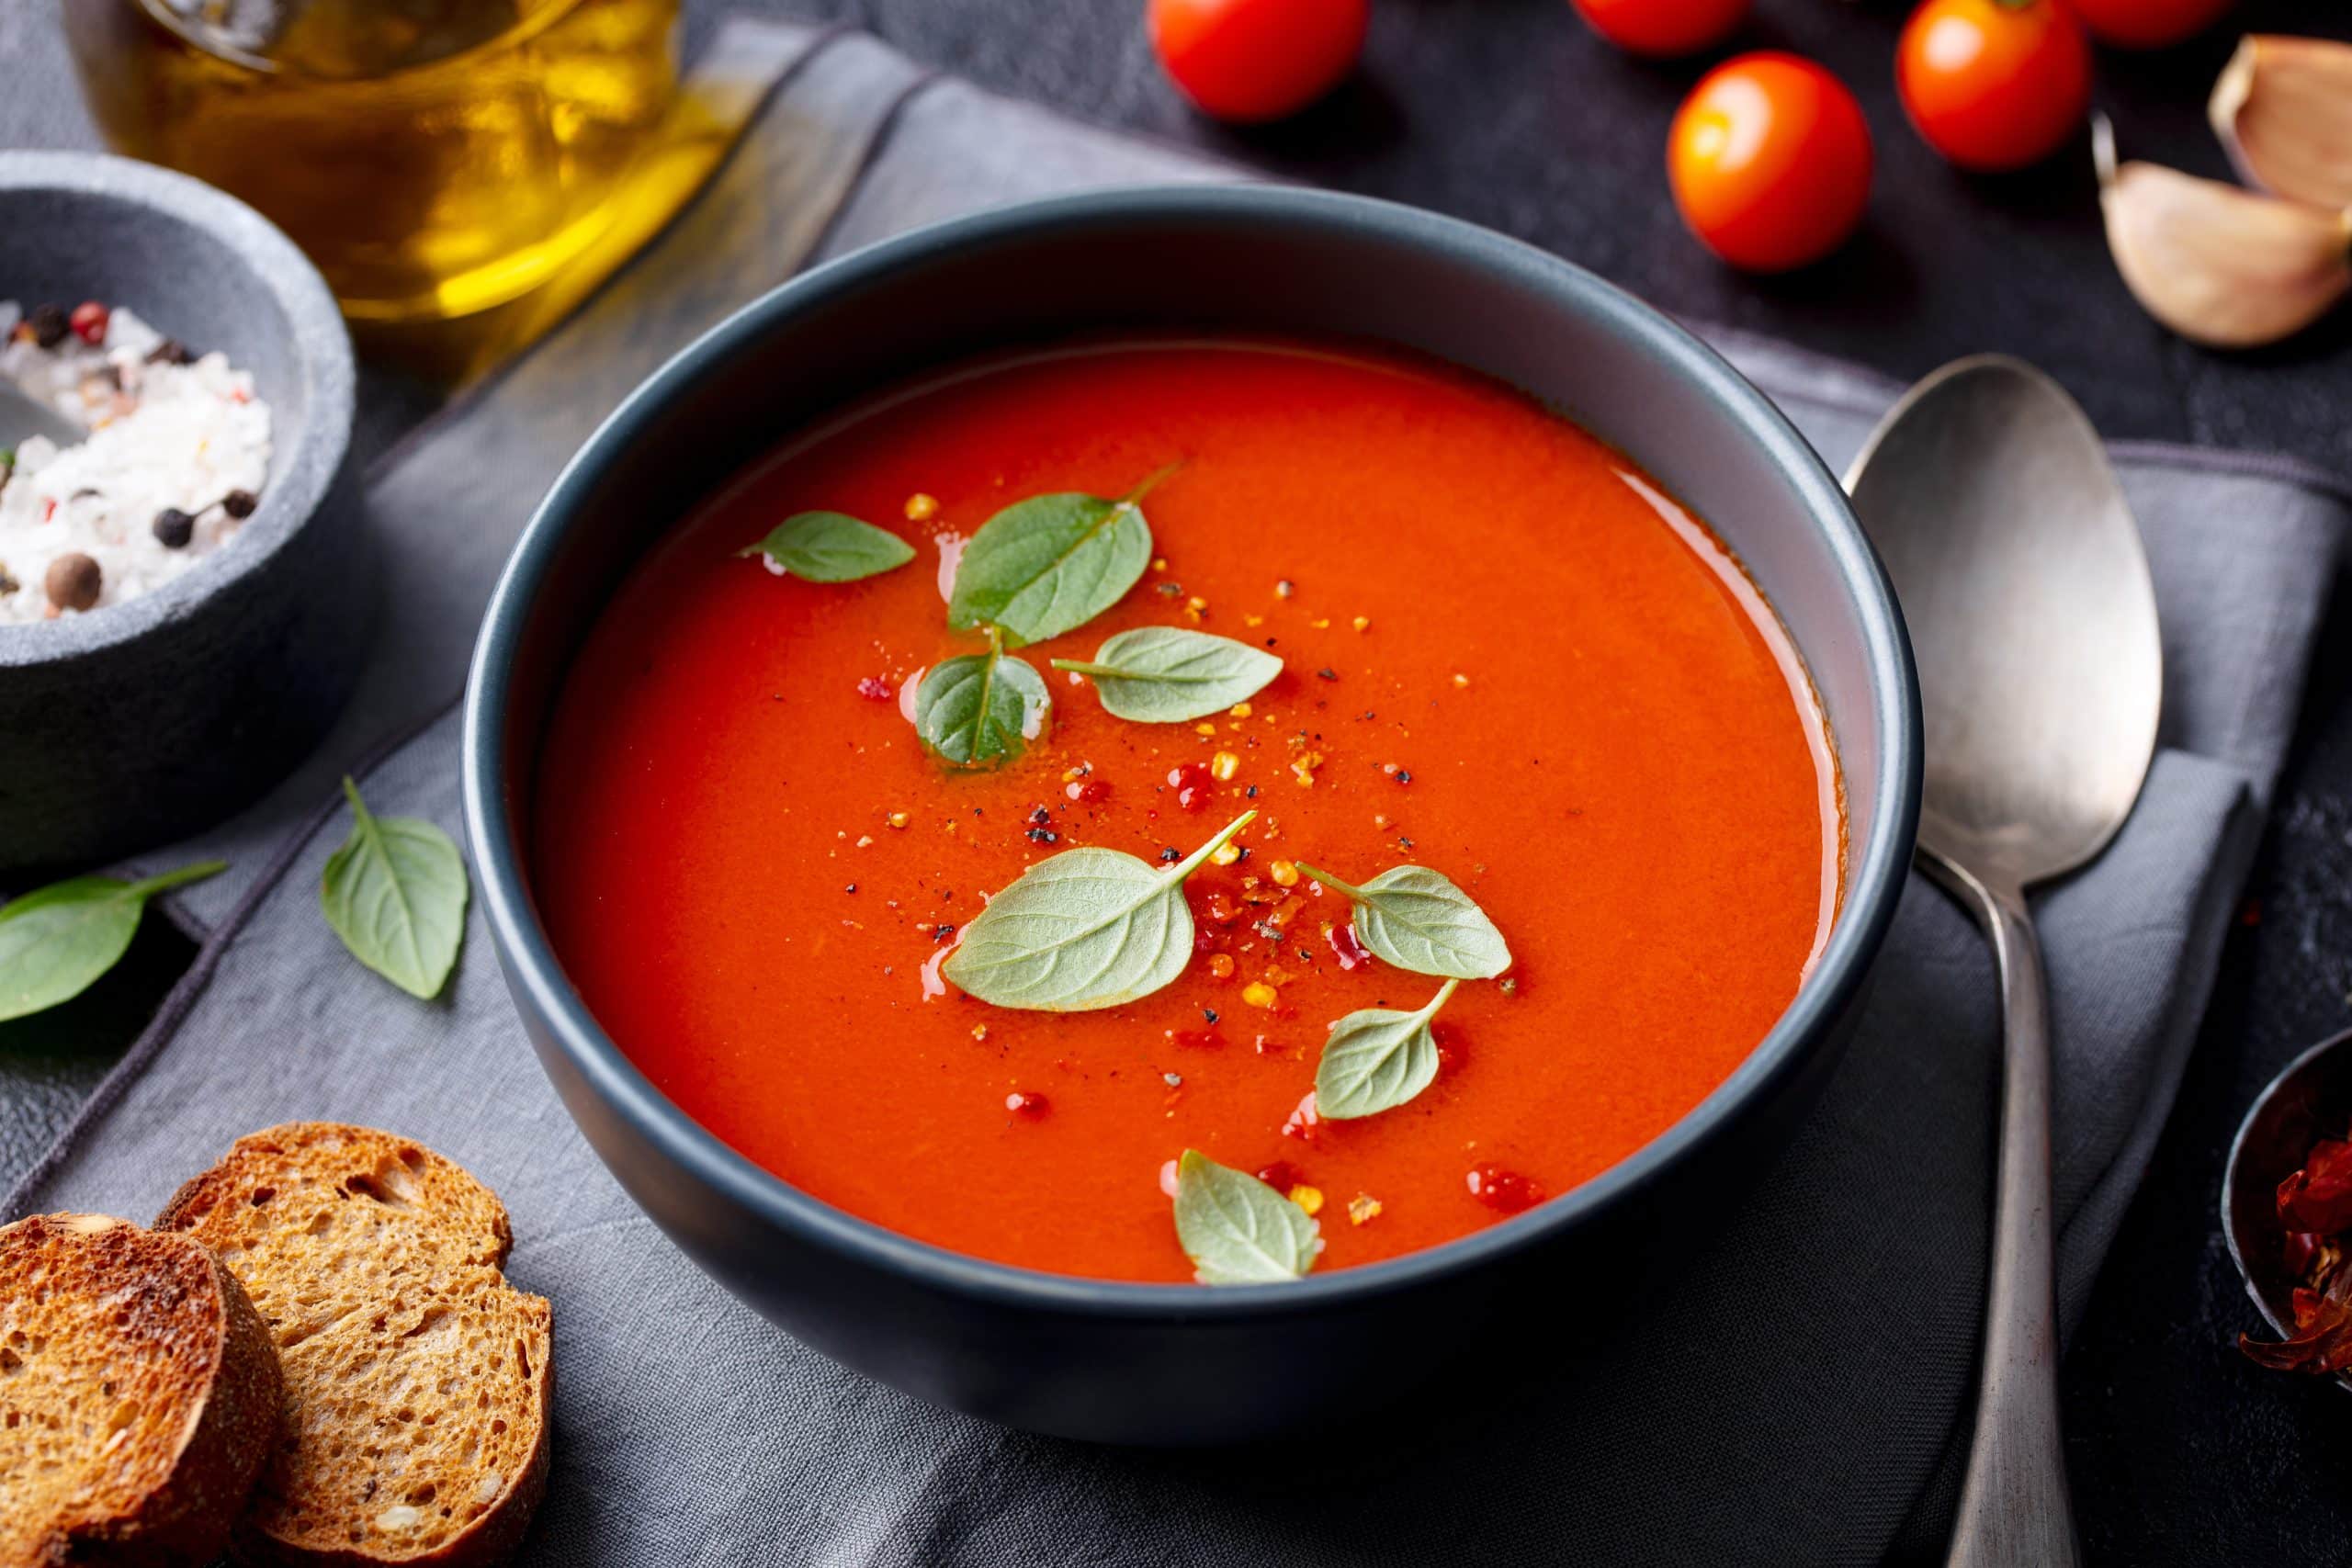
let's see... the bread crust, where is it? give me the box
[157,1124,551,1568]
[0,1213,282,1568]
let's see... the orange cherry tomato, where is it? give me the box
[2066,0,2231,49]
[1896,0,2092,172]
[1569,0,1748,58]
[1148,0,1370,123]
[1668,53,1873,274]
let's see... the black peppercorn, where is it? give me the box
[220,489,259,519]
[45,552,100,611]
[26,304,68,349]
[144,338,196,367]
[153,508,196,548]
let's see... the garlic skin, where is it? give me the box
[2211,36,2352,210]
[2097,118,2352,349]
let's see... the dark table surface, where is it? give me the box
[7,1,2352,1561]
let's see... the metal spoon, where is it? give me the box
[0,382,80,450]
[1847,355,2163,1568]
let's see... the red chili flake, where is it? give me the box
[1199,891,1246,927]
[1431,1021,1464,1074]
[855,676,894,701]
[1465,1164,1542,1213]
[1256,1160,1304,1192]
[1326,920,1374,971]
[2278,1138,2352,1234]
[2284,1229,2324,1278]
[2241,899,2263,928]
[2293,1286,2326,1330]
[1004,1091,1049,1118]
[68,301,108,345]
[1168,1028,1227,1051]
[40,499,56,524]
[1167,761,1217,811]
[1067,777,1113,804]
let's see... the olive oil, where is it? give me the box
[67,0,681,322]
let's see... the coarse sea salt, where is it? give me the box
[0,301,272,626]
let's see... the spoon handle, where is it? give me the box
[1928,852,2081,1568]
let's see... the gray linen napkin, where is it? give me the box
[9,20,2347,1566]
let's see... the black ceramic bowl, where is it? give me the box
[463,187,1921,1444]
[0,152,361,874]
[2224,1029,2352,1386]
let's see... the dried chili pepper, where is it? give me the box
[2243,1260,2352,1374]
[2243,1134,2352,1376]
[2278,1137,2352,1234]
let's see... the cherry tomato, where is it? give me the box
[1569,0,1747,58]
[1148,0,1369,123]
[1896,0,2092,172]
[1668,54,1873,274]
[2066,0,2231,49]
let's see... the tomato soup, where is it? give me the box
[532,340,1841,1283]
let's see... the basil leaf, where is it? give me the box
[1050,627,1282,723]
[914,637,1051,769]
[1315,977,1460,1120]
[1296,863,1511,980]
[943,810,1253,1011]
[739,511,915,582]
[1173,1148,1321,1284]
[0,861,224,1022]
[944,468,1171,647]
[320,777,469,1000]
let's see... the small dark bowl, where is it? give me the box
[2224,1029,2352,1384]
[0,152,362,874]
[463,187,1922,1443]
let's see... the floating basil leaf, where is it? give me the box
[739,511,915,582]
[1050,626,1282,723]
[0,861,224,1022]
[914,635,1051,769]
[944,468,1172,647]
[943,810,1253,1011]
[1295,863,1511,980]
[1315,978,1461,1120]
[321,777,469,1001]
[1173,1148,1321,1284]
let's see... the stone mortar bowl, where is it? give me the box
[0,152,362,875]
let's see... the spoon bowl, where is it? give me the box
[1848,356,2163,889]
[1848,354,2163,1568]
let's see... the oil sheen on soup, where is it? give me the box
[533,339,1843,1284]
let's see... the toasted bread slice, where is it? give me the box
[0,1212,281,1568]
[157,1125,551,1568]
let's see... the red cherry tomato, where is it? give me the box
[1896,0,2092,172]
[1668,53,1873,274]
[1148,0,1369,123]
[1569,0,1747,58]
[2067,0,2231,50]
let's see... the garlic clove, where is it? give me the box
[2096,117,2352,349]
[2211,35,2352,210]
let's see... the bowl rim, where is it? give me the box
[463,184,1923,1319]
[0,150,353,665]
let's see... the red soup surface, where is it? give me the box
[533,339,1843,1283]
